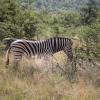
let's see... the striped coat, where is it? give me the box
[5,37,73,68]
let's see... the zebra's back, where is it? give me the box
[9,37,73,58]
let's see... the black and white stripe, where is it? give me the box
[5,37,73,67]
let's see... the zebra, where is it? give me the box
[3,38,16,52]
[5,37,73,70]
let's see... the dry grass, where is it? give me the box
[0,54,100,100]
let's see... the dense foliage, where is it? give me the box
[0,0,100,61]
[33,0,100,11]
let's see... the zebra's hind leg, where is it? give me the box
[13,59,20,71]
[13,55,22,71]
[44,54,55,73]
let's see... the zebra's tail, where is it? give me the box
[5,47,11,66]
[3,38,16,51]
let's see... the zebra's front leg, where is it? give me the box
[64,46,73,70]
[64,47,77,80]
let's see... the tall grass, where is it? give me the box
[0,53,100,100]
